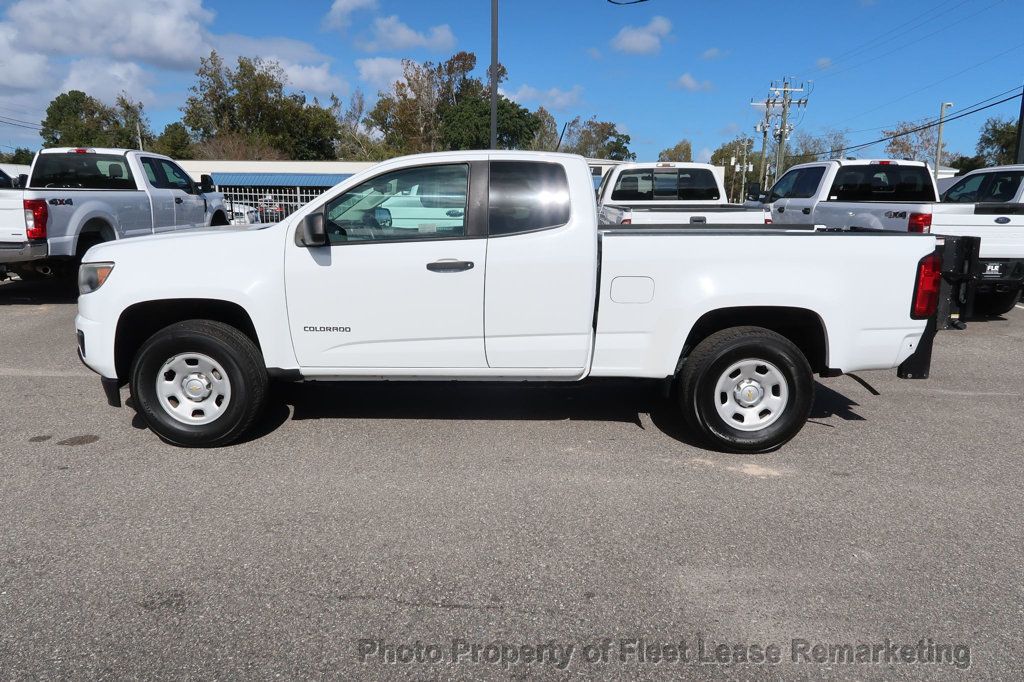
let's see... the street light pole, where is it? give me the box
[489,0,498,149]
[934,101,953,181]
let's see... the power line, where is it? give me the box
[840,85,1024,136]
[812,92,1023,159]
[0,116,43,131]
[833,42,1024,126]
[812,0,1008,82]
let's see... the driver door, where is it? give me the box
[284,160,489,369]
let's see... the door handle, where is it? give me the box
[174,197,183,204]
[777,206,785,213]
[426,260,474,272]
[801,207,811,214]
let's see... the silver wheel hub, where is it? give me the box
[714,359,789,432]
[156,353,231,426]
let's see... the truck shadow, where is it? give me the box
[0,277,77,305]
[246,378,866,447]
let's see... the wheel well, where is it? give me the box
[680,306,829,374]
[114,299,261,379]
[211,210,229,226]
[77,219,115,254]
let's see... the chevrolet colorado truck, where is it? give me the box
[597,162,768,226]
[0,148,229,280]
[75,151,942,453]
[755,158,1024,315]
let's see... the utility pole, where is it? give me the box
[489,0,498,150]
[136,119,144,151]
[934,101,953,181]
[738,140,750,202]
[1016,85,1024,164]
[751,98,775,191]
[769,79,807,183]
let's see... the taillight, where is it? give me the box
[764,216,773,224]
[908,212,931,233]
[911,252,942,319]
[620,217,632,225]
[23,199,48,240]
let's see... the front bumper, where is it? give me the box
[0,240,46,265]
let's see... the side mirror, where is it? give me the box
[374,207,392,228]
[17,174,28,189]
[299,212,328,247]
[199,174,215,194]
[744,182,762,202]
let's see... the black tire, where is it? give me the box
[972,290,1021,317]
[677,326,814,453]
[130,320,267,447]
[211,211,230,226]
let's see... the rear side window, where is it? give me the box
[30,153,136,190]
[488,161,570,236]
[828,164,936,202]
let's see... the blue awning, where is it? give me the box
[211,172,353,188]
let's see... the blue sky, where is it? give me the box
[1,0,1022,161]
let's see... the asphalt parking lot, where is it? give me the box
[0,277,1021,679]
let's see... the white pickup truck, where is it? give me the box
[76,151,943,453]
[597,162,768,226]
[756,158,1024,315]
[0,148,229,280]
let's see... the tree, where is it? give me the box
[975,116,1017,166]
[40,90,120,147]
[658,139,692,162]
[0,147,34,164]
[782,128,849,170]
[151,123,194,159]
[528,106,560,152]
[439,95,539,150]
[181,51,341,160]
[883,120,945,164]
[335,90,390,161]
[193,132,285,160]
[946,153,986,175]
[710,135,755,201]
[562,117,635,160]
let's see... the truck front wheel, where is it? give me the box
[677,326,814,453]
[130,320,268,447]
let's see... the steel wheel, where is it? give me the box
[713,358,789,432]
[155,352,232,425]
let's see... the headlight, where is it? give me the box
[78,262,114,295]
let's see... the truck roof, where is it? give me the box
[612,161,718,171]
[792,158,931,169]
[38,147,172,159]
[957,164,1024,174]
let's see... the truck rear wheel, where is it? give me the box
[677,326,814,453]
[972,290,1021,317]
[130,320,267,447]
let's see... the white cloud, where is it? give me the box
[356,57,408,90]
[217,34,346,94]
[0,25,51,89]
[7,0,213,70]
[701,47,728,60]
[697,147,713,163]
[506,84,583,111]
[676,73,713,92]
[60,59,155,104]
[323,0,377,30]
[611,16,671,54]
[357,15,456,52]
[816,57,833,69]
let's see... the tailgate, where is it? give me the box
[821,202,928,231]
[0,191,26,242]
[931,208,1024,259]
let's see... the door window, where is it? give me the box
[323,164,469,244]
[488,161,571,236]
[159,160,195,193]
